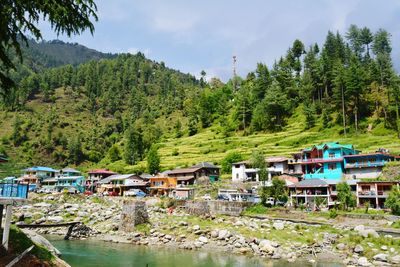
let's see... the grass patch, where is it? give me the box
[8,225,54,261]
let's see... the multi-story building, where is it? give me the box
[232,157,290,183]
[343,151,395,179]
[301,142,360,180]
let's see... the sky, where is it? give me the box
[39,0,400,81]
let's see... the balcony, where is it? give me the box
[0,183,29,199]
[302,157,343,164]
[345,162,385,169]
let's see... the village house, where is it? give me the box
[149,176,177,197]
[172,187,195,200]
[168,162,220,185]
[86,169,116,192]
[17,166,58,191]
[97,174,149,196]
[356,180,399,209]
[288,179,338,208]
[232,157,293,183]
[343,150,395,179]
[56,168,85,193]
[301,142,360,181]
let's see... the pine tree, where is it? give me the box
[147,144,160,175]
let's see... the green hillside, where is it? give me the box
[2,25,400,176]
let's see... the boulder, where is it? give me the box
[272,222,284,230]
[373,254,388,262]
[336,243,346,250]
[357,257,370,267]
[390,255,400,264]
[354,245,364,254]
[354,225,365,232]
[178,221,188,226]
[192,225,200,231]
[198,236,208,243]
[47,216,63,223]
[258,239,276,253]
[234,221,244,226]
[218,229,231,240]
[210,230,218,238]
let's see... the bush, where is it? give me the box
[329,208,338,218]
[220,152,244,174]
[385,187,400,215]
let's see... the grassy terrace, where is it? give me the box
[156,110,400,170]
[1,88,400,173]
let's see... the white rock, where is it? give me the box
[354,225,365,232]
[354,244,364,253]
[218,229,231,240]
[234,221,244,226]
[357,257,370,267]
[380,245,387,251]
[192,225,200,231]
[258,239,276,253]
[47,216,63,223]
[198,236,208,243]
[210,230,218,238]
[373,254,388,262]
[273,222,284,230]
[390,255,400,264]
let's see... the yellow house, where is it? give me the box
[149,177,177,197]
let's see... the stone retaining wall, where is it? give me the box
[120,200,149,232]
[185,201,252,216]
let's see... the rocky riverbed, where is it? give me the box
[14,194,400,266]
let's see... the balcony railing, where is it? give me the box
[0,183,29,199]
[345,162,385,168]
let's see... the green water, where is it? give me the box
[46,236,343,267]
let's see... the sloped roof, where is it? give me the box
[191,162,220,169]
[303,142,355,152]
[108,174,138,181]
[25,166,58,172]
[289,179,329,188]
[169,167,202,174]
[61,167,80,173]
[88,169,117,175]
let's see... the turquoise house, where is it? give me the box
[301,142,359,181]
[56,168,85,193]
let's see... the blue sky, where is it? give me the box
[39,0,400,81]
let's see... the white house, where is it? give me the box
[232,157,289,183]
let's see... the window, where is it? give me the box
[329,153,335,158]
[328,163,336,170]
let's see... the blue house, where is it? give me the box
[18,166,58,191]
[343,151,396,179]
[301,142,360,181]
[56,168,85,193]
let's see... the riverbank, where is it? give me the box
[15,193,400,266]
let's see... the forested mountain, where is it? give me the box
[22,38,116,69]
[1,25,400,173]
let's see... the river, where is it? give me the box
[46,236,344,267]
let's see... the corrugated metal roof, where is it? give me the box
[191,162,220,169]
[25,166,58,172]
[303,142,355,152]
[61,167,80,173]
[289,179,328,188]
[88,169,117,174]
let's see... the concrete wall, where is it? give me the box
[344,167,382,179]
[185,200,252,216]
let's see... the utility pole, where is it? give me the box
[232,55,237,92]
